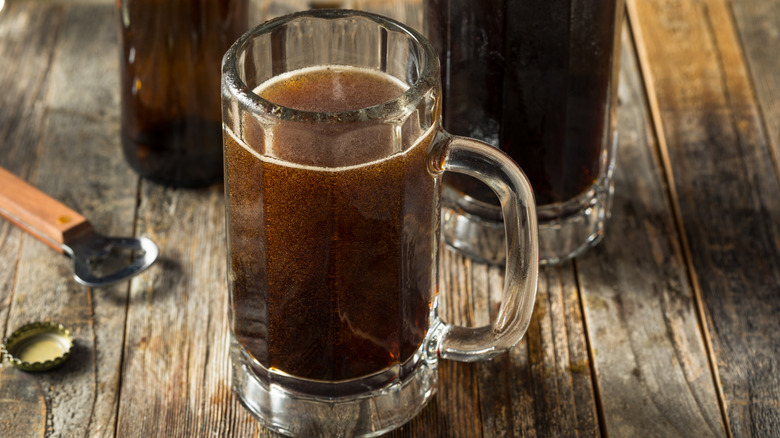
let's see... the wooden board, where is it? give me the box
[0,5,65,437]
[0,3,63,341]
[727,0,780,174]
[0,2,137,437]
[115,183,266,436]
[577,23,727,437]
[628,0,780,435]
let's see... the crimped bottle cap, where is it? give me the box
[1,322,73,371]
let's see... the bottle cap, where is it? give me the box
[1,322,73,371]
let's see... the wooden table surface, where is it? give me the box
[1,0,778,436]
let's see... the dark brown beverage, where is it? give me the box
[225,66,435,382]
[117,0,247,187]
[426,0,622,206]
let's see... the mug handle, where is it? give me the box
[429,132,539,362]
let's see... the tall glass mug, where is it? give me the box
[425,0,625,264]
[221,10,539,437]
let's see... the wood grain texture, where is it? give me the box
[0,0,62,347]
[0,368,46,438]
[432,247,600,438]
[628,0,780,436]
[508,265,599,438]
[729,0,780,179]
[1,2,138,436]
[115,183,267,437]
[432,249,490,438]
[1,2,138,437]
[577,25,727,437]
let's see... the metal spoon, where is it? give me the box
[0,166,159,287]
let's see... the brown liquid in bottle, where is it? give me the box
[225,66,435,384]
[117,0,248,187]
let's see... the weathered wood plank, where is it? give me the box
[433,250,488,438]
[0,2,64,340]
[33,6,136,434]
[434,243,600,438]
[1,2,137,437]
[0,368,46,438]
[576,23,727,437]
[115,183,268,437]
[627,0,780,435]
[471,262,516,438]
[577,22,725,437]
[730,0,780,178]
[729,3,780,434]
[498,264,599,438]
[0,6,64,438]
[434,253,601,438]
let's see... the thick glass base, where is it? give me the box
[442,174,614,266]
[230,337,438,437]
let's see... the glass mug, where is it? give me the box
[425,0,625,264]
[221,10,539,437]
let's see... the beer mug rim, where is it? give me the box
[222,9,440,125]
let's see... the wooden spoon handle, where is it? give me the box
[0,166,93,254]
